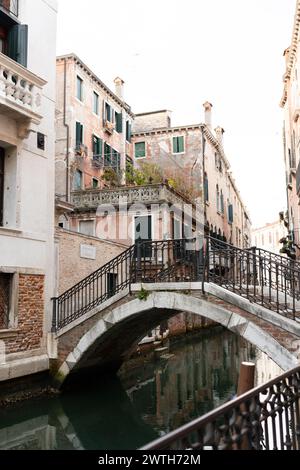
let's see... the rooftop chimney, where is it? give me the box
[215,126,225,146]
[114,77,125,100]
[203,101,213,128]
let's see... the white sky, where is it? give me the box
[57,0,296,228]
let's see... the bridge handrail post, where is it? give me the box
[51,297,57,333]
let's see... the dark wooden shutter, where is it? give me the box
[7,24,28,67]
[116,112,123,133]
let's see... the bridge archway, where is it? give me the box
[55,292,297,387]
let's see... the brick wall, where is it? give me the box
[4,274,44,355]
[57,228,127,294]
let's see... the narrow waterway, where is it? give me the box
[0,327,281,450]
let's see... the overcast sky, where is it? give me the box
[57,0,296,228]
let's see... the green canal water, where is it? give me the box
[0,327,277,450]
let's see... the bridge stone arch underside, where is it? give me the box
[54,289,300,388]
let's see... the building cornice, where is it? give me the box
[56,54,135,118]
[280,0,300,108]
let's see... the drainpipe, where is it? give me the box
[63,58,70,202]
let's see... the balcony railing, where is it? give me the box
[0,0,18,17]
[0,52,46,131]
[71,183,191,210]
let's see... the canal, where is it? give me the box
[0,327,282,450]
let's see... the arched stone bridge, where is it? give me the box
[52,281,300,388]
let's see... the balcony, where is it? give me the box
[0,0,18,17]
[104,120,115,134]
[0,52,46,137]
[71,183,191,211]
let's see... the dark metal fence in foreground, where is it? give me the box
[141,366,300,450]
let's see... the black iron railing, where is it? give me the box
[141,365,300,450]
[203,237,300,320]
[0,0,18,16]
[250,246,300,272]
[52,239,201,332]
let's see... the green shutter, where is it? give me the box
[178,136,184,153]
[172,137,177,153]
[126,121,131,142]
[7,24,28,67]
[116,112,123,133]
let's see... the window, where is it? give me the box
[0,273,12,330]
[173,136,184,154]
[105,102,112,122]
[73,170,82,190]
[77,76,83,101]
[135,142,146,158]
[220,190,224,214]
[228,204,233,224]
[0,148,4,227]
[104,143,111,166]
[126,121,131,142]
[204,173,209,202]
[6,24,28,67]
[112,149,121,171]
[93,92,99,115]
[115,112,123,133]
[92,135,102,157]
[76,122,83,147]
[79,220,95,237]
[92,178,98,189]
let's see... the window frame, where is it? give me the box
[135,141,146,159]
[93,91,99,115]
[76,75,83,102]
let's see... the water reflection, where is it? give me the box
[0,328,279,450]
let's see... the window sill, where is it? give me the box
[172,152,185,155]
[0,329,20,339]
[0,226,22,235]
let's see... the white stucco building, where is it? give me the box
[0,0,57,382]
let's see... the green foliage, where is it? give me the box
[137,287,150,301]
[102,168,120,186]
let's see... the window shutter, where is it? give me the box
[172,137,177,153]
[116,112,123,133]
[178,137,184,153]
[126,121,131,142]
[7,24,28,67]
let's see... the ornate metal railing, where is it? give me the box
[0,0,18,17]
[204,237,300,320]
[250,246,300,272]
[52,239,201,332]
[141,365,300,450]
